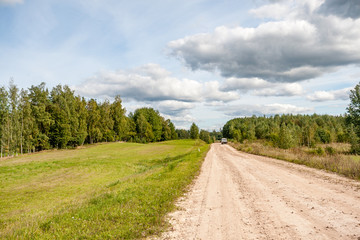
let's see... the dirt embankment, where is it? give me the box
[157,143,360,240]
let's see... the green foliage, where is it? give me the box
[199,129,211,143]
[176,129,190,139]
[0,82,179,155]
[316,147,325,155]
[325,146,336,155]
[278,122,293,149]
[347,83,360,127]
[223,114,348,148]
[190,122,199,139]
[346,82,360,154]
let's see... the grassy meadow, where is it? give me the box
[0,140,209,239]
[231,141,360,180]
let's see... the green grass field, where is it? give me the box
[0,140,209,239]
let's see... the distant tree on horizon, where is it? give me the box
[190,122,199,139]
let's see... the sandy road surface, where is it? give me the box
[157,143,360,240]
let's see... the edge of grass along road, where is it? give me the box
[0,139,210,239]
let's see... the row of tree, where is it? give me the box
[223,114,351,149]
[222,82,360,153]
[0,82,185,157]
[176,123,220,144]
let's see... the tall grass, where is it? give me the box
[0,140,209,239]
[230,141,360,180]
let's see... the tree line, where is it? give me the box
[0,82,184,157]
[223,114,350,149]
[222,82,360,153]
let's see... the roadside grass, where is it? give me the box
[230,140,360,180]
[0,140,209,239]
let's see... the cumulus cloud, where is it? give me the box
[318,0,360,19]
[168,1,360,83]
[221,77,303,96]
[221,103,313,116]
[250,3,290,20]
[74,63,239,103]
[254,83,303,96]
[307,87,352,102]
[74,64,202,102]
[203,81,239,101]
[156,100,195,116]
[161,113,196,124]
[221,77,271,91]
[0,0,23,5]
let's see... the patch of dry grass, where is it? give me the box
[230,141,360,180]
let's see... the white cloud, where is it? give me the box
[157,100,195,116]
[161,113,196,124]
[221,103,313,116]
[250,3,290,20]
[221,77,271,91]
[221,77,303,96]
[168,1,360,83]
[0,0,23,5]
[74,63,239,103]
[203,81,239,102]
[307,87,352,102]
[74,63,202,102]
[254,83,304,96]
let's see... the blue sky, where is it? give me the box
[1,0,360,130]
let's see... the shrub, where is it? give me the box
[316,147,325,155]
[325,146,336,155]
[350,143,360,155]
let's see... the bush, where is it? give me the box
[350,143,360,155]
[316,147,325,156]
[325,146,336,155]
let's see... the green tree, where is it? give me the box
[99,100,114,142]
[190,123,199,139]
[162,120,172,141]
[49,85,71,148]
[348,124,360,154]
[0,86,9,158]
[73,96,88,146]
[87,99,102,144]
[347,82,360,133]
[199,129,211,143]
[168,121,177,139]
[19,89,35,153]
[278,123,293,149]
[176,129,190,139]
[29,83,52,151]
[111,95,126,141]
[136,113,154,142]
[9,81,21,156]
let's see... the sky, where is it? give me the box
[1,0,360,130]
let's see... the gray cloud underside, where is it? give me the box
[156,100,195,116]
[318,0,360,19]
[169,2,360,83]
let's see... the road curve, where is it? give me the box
[158,143,360,240]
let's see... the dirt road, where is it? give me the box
[158,143,360,240]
